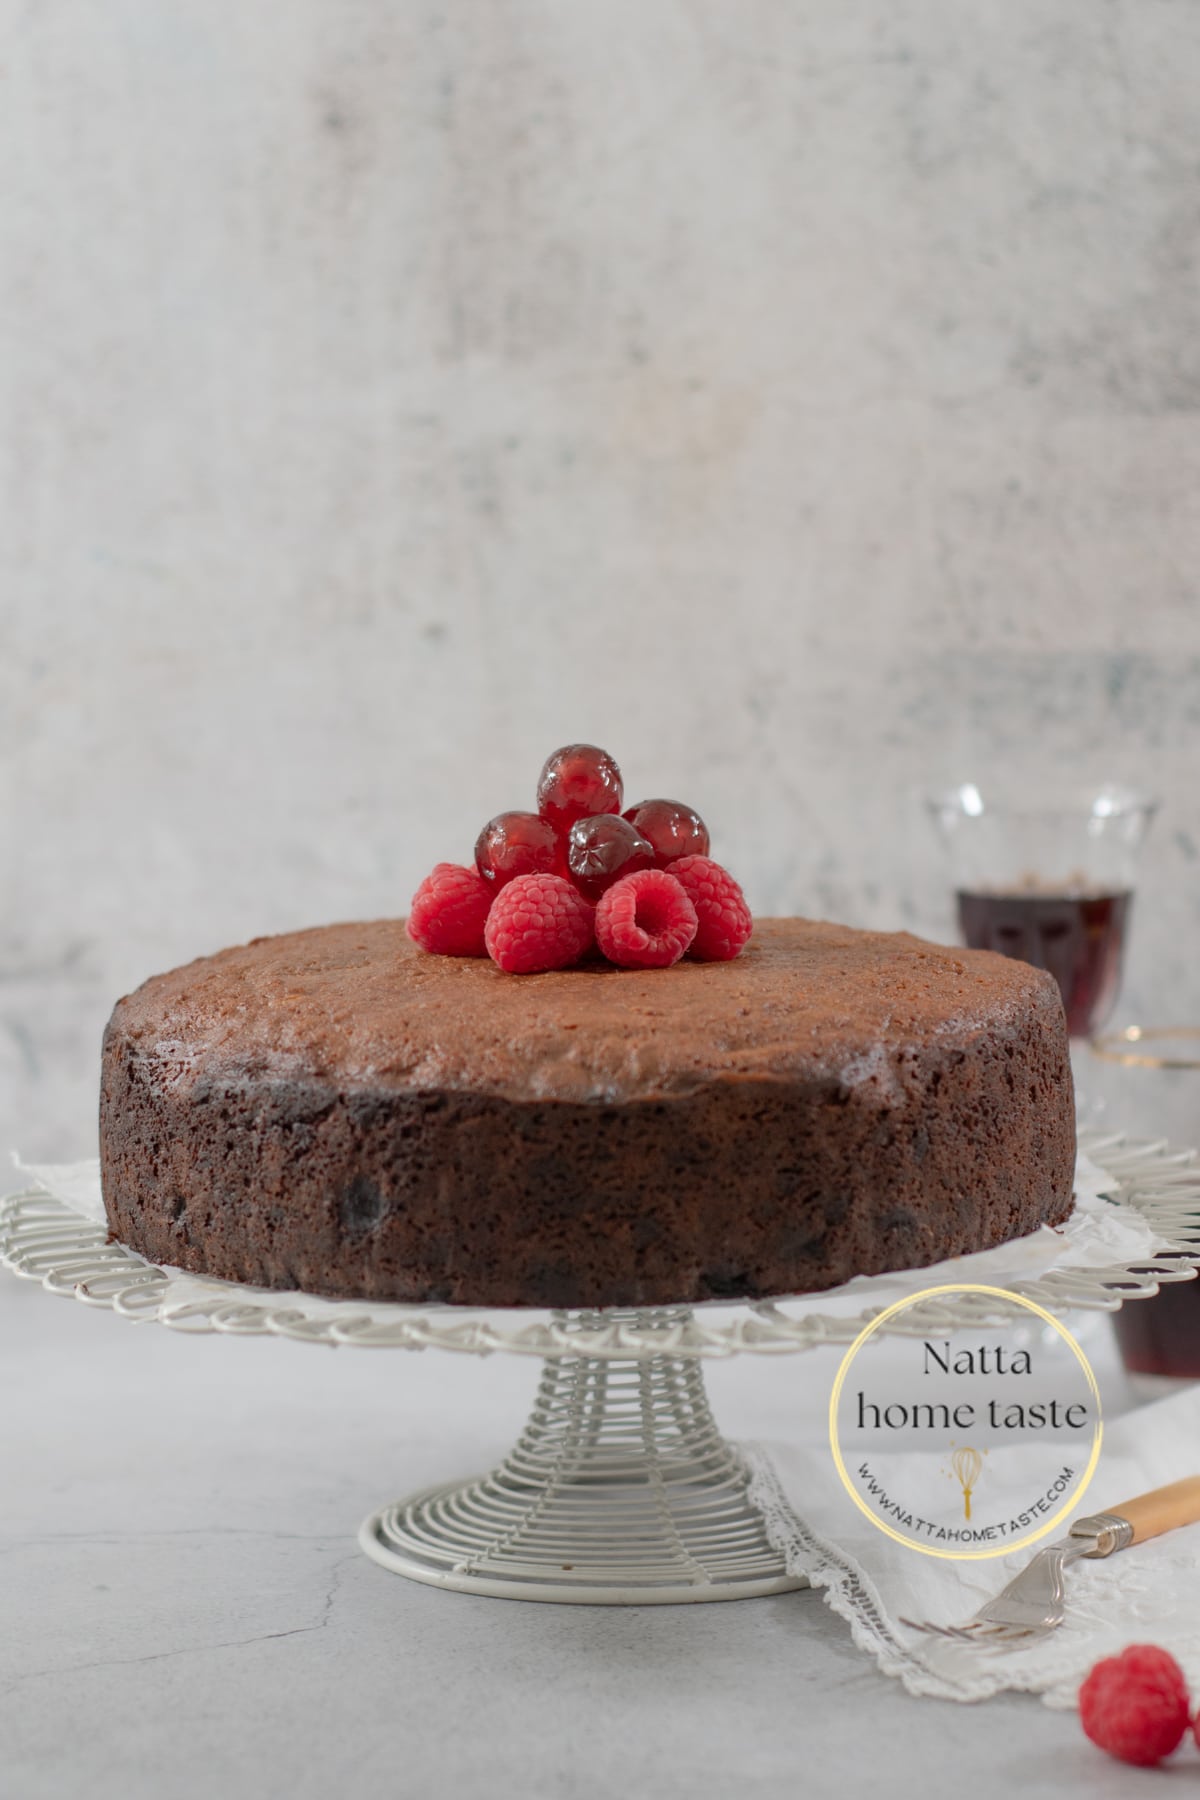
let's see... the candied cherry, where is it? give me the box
[566,814,653,902]
[475,810,565,889]
[622,798,710,869]
[537,744,623,833]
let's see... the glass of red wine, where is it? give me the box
[926,782,1157,1039]
[928,784,1198,1383]
[1090,1029,1200,1382]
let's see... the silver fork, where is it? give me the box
[901,1476,1200,1648]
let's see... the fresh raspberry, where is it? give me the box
[594,869,698,969]
[566,814,654,902]
[1079,1645,1191,1767]
[623,798,710,869]
[407,863,493,957]
[670,855,753,962]
[537,744,623,833]
[484,873,594,975]
[475,810,566,890]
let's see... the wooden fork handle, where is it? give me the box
[1110,1477,1200,1546]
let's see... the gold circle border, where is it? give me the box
[828,1283,1103,1560]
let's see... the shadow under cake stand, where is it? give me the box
[4,1127,1199,1605]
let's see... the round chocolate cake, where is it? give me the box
[99,918,1075,1307]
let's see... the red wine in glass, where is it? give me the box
[1113,1281,1200,1379]
[956,888,1132,1037]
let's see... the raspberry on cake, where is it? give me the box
[406,864,492,958]
[671,856,753,962]
[484,872,594,974]
[594,869,698,968]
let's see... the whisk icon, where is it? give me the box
[951,1446,983,1521]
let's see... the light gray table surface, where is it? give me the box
[2,1255,1174,1800]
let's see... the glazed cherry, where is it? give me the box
[566,814,653,902]
[536,744,623,834]
[475,810,566,889]
[622,798,710,869]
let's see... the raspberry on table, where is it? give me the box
[670,855,753,962]
[1078,1644,1191,1767]
[407,863,493,958]
[594,869,698,969]
[537,744,623,834]
[484,872,595,975]
[622,798,710,868]
[475,810,566,890]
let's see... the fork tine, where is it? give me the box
[899,1619,981,1641]
[898,1616,1037,1646]
[948,1622,1034,1647]
[972,1624,1035,1645]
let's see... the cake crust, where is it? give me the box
[99,918,1076,1307]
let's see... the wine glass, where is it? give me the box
[925,783,1157,1039]
[1090,1028,1200,1382]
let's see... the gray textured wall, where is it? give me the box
[4,0,1200,1158]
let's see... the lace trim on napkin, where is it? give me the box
[742,1402,1200,1709]
[743,1445,989,1702]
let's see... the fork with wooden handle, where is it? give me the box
[901,1477,1200,1647]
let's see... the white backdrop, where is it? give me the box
[4,0,1200,1157]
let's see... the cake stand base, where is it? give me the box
[359,1308,806,1604]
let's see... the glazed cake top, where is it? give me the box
[105,918,1066,1106]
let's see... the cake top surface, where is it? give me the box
[107,918,1064,1105]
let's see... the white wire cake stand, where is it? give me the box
[4,1127,1200,1605]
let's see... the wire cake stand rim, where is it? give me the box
[357,1491,804,1603]
[3,1125,1199,1360]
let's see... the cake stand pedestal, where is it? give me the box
[6,1127,1200,1605]
[362,1307,801,1603]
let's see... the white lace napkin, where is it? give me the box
[744,1378,1200,1707]
[18,1157,109,1223]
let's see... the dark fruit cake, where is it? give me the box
[99,916,1075,1308]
